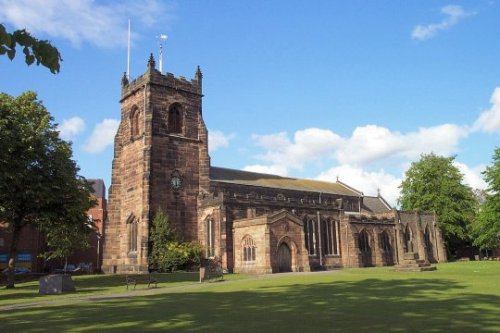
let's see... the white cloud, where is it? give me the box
[83,119,119,153]
[400,124,468,159]
[249,124,467,175]
[208,130,234,152]
[317,165,402,207]
[243,164,289,177]
[58,116,85,141]
[472,87,500,133]
[0,0,171,48]
[454,162,486,190]
[411,5,473,41]
[252,128,343,171]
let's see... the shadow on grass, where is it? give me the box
[0,272,199,305]
[1,277,499,333]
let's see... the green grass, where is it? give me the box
[1,262,499,332]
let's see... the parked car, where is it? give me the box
[2,266,31,275]
[53,264,81,274]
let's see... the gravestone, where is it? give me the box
[39,274,76,294]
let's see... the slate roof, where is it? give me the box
[210,167,362,197]
[362,195,392,214]
[88,179,106,199]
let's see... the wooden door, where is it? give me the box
[277,243,292,272]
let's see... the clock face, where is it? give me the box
[170,175,182,190]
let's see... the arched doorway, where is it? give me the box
[359,229,372,267]
[379,230,394,266]
[424,226,434,262]
[277,243,292,272]
[403,225,413,253]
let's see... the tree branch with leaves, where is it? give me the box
[0,24,62,74]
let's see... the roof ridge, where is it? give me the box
[336,179,364,196]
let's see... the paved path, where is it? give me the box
[0,270,337,312]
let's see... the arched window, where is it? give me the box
[323,220,340,255]
[242,236,256,262]
[206,217,215,258]
[424,225,434,261]
[379,230,391,252]
[127,216,138,253]
[130,106,140,137]
[359,229,371,253]
[168,103,183,134]
[305,219,317,256]
[403,225,413,253]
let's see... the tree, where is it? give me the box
[0,91,95,288]
[148,209,201,272]
[149,209,176,267]
[398,153,477,252]
[471,147,500,250]
[0,24,62,73]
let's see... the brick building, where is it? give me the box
[102,55,447,274]
[0,179,106,273]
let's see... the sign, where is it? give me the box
[16,252,32,262]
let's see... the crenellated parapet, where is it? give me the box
[121,54,202,102]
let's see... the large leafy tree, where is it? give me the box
[398,153,477,252]
[472,147,500,250]
[0,92,95,288]
[0,24,62,73]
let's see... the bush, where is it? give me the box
[152,241,202,272]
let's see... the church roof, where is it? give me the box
[210,167,362,197]
[362,195,392,214]
[88,179,106,199]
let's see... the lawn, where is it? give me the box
[1,262,499,332]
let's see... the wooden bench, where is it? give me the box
[200,257,224,283]
[126,273,158,290]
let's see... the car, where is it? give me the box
[2,266,31,275]
[53,264,81,274]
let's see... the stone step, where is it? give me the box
[393,266,437,272]
[397,263,432,269]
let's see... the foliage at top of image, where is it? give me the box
[0,24,62,74]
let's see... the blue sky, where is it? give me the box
[1,0,499,206]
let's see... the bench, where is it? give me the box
[125,273,158,290]
[200,257,224,283]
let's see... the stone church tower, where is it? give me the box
[102,55,209,273]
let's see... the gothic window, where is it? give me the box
[379,230,391,252]
[424,226,432,249]
[323,220,340,255]
[305,219,318,256]
[127,216,138,253]
[130,106,140,137]
[242,236,256,262]
[168,103,183,134]
[206,217,215,258]
[403,225,413,253]
[359,229,371,253]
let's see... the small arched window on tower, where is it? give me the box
[126,214,138,254]
[168,103,183,134]
[130,106,140,137]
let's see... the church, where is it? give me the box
[101,55,447,275]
